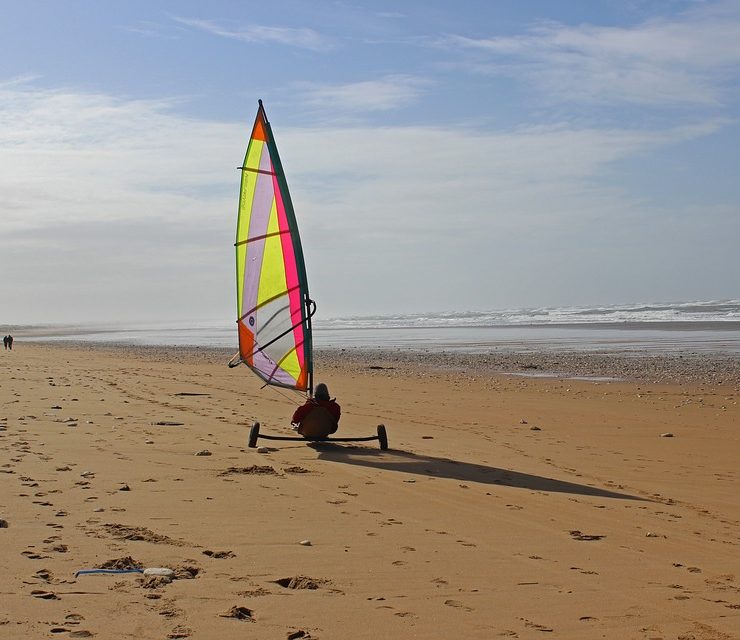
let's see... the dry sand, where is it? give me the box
[1,343,738,639]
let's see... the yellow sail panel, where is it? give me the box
[276,347,302,382]
[257,204,287,307]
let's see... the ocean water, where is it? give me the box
[13,300,740,355]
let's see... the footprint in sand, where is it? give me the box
[202,550,235,559]
[444,599,473,612]
[569,567,598,575]
[154,601,183,617]
[521,618,554,632]
[219,606,254,622]
[456,539,477,547]
[274,576,327,590]
[245,577,282,594]
[64,613,84,626]
[283,467,314,473]
[33,568,53,582]
[569,530,605,541]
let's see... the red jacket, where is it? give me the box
[292,398,341,425]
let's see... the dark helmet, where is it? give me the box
[314,383,330,401]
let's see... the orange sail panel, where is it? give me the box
[235,101,312,390]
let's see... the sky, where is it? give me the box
[1,0,739,324]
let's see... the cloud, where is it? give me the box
[0,84,240,233]
[173,16,332,51]
[272,119,728,314]
[0,82,730,321]
[292,75,430,113]
[120,20,184,39]
[0,83,243,323]
[1,75,41,88]
[284,120,720,237]
[442,0,740,106]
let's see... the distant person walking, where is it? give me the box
[3,336,7,350]
[6,335,12,350]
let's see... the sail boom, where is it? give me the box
[239,166,276,176]
[235,228,291,247]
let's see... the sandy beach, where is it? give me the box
[1,342,738,639]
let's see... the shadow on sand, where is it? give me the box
[309,443,643,501]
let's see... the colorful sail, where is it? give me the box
[234,100,313,391]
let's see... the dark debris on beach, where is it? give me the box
[20,340,740,386]
[315,349,740,388]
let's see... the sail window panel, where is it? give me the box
[289,302,305,345]
[253,295,302,384]
[255,295,293,348]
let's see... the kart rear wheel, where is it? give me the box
[377,424,388,450]
[248,422,261,448]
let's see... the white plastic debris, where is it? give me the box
[143,567,175,578]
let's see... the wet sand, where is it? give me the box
[1,343,738,639]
